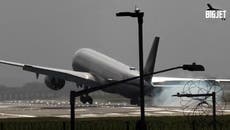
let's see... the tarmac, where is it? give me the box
[0,100,230,118]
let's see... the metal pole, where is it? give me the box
[116,9,146,130]
[70,91,76,130]
[212,92,216,130]
[137,10,146,130]
[63,121,66,130]
[0,122,3,130]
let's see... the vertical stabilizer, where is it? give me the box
[144,36,160,81]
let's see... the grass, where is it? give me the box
[0,116,230,130]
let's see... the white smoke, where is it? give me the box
[151,83,185,106]
[151,79,224,107]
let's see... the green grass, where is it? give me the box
[0,116,230,130]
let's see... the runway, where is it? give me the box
[0,100,230,118]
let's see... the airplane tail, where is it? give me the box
[144,36,160,82]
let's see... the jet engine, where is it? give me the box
[44,76,65,90]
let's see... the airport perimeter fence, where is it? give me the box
[0,117,230,130]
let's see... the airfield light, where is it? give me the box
[116,9,143,18]
[182,63,205,71]
[152,63,205,75]
[117,8,146,130]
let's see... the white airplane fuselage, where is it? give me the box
[72,48,153,99]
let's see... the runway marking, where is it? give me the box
[79,114,99,118]
[128,112,141,115]
[104,113,123,116]
[0,106,10,108]
[0,113,36,118]
[154,111,174,114]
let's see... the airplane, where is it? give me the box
[0,37,160,105]
[0,37,229,105]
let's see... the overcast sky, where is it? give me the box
[0,0,229,86]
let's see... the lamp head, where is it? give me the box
[182,63,205,71]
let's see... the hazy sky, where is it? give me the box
[0,0,229,86]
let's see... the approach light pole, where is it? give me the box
[116,8,146,130]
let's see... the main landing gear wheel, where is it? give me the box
[80,95,93,104]
[130,98,140,106]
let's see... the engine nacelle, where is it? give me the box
[44,76,65,90]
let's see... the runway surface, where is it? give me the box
[0,100,230,118]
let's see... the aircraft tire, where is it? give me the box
[80,95,87,104]
[87,96,93,104]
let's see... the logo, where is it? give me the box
[206,10,227,19]
[205,3,227,20]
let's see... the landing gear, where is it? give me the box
[80,95,93,104]
[130,97,140,106]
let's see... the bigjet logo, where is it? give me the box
[205,3,227,20]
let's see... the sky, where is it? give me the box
[0,0,229,86]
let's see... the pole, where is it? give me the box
[70,91,76,130]
[63,121,66,130]
[212,92,216,130]
[116,9,146,130]
[136,9,147,130]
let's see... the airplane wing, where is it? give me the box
[0,60,98,86]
